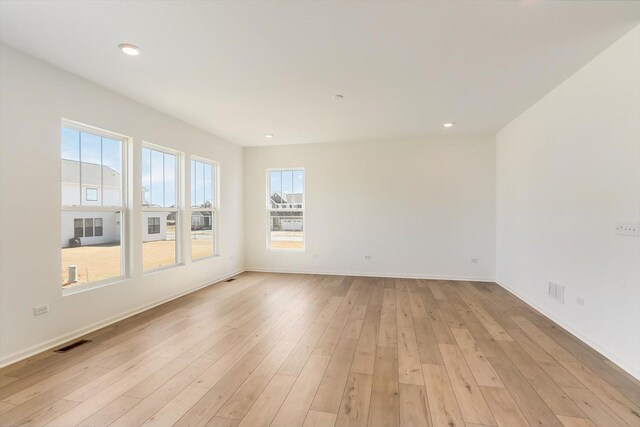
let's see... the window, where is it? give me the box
[148,217,160,234]
[95,218,103,237]
[74,218,84,238]
[86,188,98,201]
[61,122,126,289]
[191,158,217,260]
[84,218,94,237]
[142,145,180,271]
[268,169,304,250]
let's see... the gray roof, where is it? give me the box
[62,159,121,187]
[272,192,303,204]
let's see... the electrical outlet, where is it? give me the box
[470,258,479,264]
[576,297,585,306]
[33,304,49,316]
[615,222,639,237]
[364,255,372,260]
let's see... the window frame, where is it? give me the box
[141,142,183,273]
[61,119,129,296]
[190,156,219,261]
[266,167,305,252]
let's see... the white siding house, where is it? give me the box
[60,210,120,247]
[142,212,168,242]
[270,192,303,232]
[61,160,122,248]
[61,160,167,247]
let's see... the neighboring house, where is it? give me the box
[61,160,122,248]
[270,192,303,231]
[61,160,167,247]
[270,192,303,209]
[62,159,121,207]
[61,210,121,248]
[191,211,212,230]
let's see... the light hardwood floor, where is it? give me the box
[1,272,639,426]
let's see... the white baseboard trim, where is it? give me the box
[496,280,640,381]
[246,267,494,282]
[0,269,245,368]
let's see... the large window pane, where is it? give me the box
[62,211,122,286]
[268,169,304,249]
[62,123,126,290]
[143,211,177,271]
[62,126,122,208]
[191,159,215,208]
[143,146,180,271]
[191,211,214,259]
[143,148,176,208]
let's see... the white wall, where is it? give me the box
[496,26,640,378]
[0,45,244,365]
[244,137,496,280]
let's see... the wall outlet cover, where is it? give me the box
[615,222,639,237]
[33,304,49,316]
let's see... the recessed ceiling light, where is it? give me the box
[264,134,274,139]
[332,94,344,100]
[118,43,141,56]
[443,122,455,128]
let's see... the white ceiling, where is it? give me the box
[1,1,639,146]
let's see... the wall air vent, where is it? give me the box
[548,282,565,304]
[54,339,92,353]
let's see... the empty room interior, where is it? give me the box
[0,1,639,426]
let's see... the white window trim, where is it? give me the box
[266,167,305,252]
[61,119,129,296]
[190,156,219,261]
[142,142,183,273]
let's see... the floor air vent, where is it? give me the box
[54,339,92,353]
[225,278,236,282]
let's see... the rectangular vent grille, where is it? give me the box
[54,339,92,353]
[548,282,564,304]
[225,278,236,282]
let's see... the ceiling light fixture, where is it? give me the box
[443,122,455,128]
[332,94,344,100]
[264,134,274,139]
[118,43,141,56]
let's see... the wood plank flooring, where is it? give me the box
[1,272,639,427]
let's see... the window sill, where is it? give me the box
[267,247,306,252]
[192,254,219,262]
[143,263,185,276]
[62,276,128,297]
